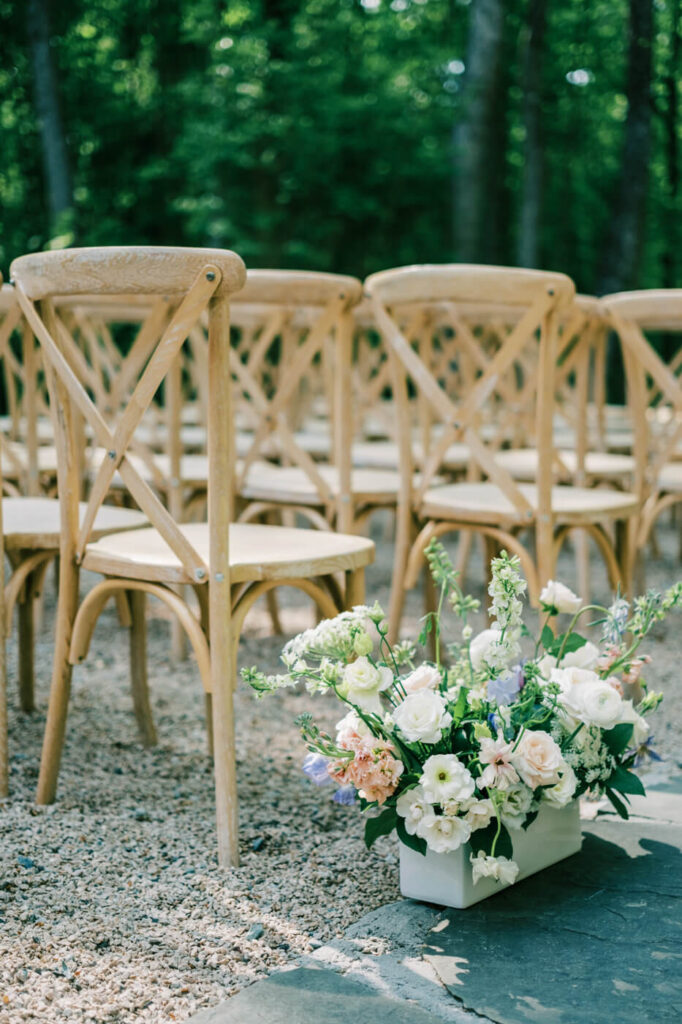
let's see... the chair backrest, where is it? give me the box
[601,290,682,499]
[227,270,364,530]
[11,247,246,583]
[365,264,575,519]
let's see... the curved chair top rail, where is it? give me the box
[232,269,363,308]
[601,290,682,332]
[364,263,575,309]
[0,282,16,312]
[10,246,246,300]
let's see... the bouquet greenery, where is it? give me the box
[244,542,681,885]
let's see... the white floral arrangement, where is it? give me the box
[243,541,681,886]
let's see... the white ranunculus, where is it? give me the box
[396,785,433,836]
[618,701,649,746]
[499,783,534,830]
[551,666,601,693]
[341,656,393,713]
[392,691,452,744]
[420,754,476,804]
[561,680,624,731]
[542,764,578,807]
[401,663,442,695]
[540,580,582,615]
[469,627,501,672]
[417,813,472,854]
[462,798,495,831]
[511,730,564,789]
[470,852,520,886]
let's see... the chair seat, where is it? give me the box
[82,521,375,585]
[420,481,638,526]
[239,462,401,506]
[495,448,635,482]
[658,462,682,493]
[2,497,147,550]
[2,442,60,478]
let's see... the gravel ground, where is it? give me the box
[2,512,681,1023]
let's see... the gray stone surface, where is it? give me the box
[425,816,682,1024]
[185,966,451,1023]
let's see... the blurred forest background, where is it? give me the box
[0,0,680,299]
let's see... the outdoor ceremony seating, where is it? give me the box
[365,264,640,638]
[602,289,682,579]
[10,246,374,867]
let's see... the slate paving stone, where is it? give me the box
[425,814,682,1024]
[185,966,451,1024]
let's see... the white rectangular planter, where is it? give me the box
[399,801,582,909]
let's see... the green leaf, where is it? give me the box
[608,765,646,796]
[602,723,634,757]
[521,809,539,831]
[396,815,427,855]
[605,787,630,819]
[541,624,554,650]
[549,633,587,657]
[364,807,397,849]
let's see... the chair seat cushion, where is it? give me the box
[495,448,635,481]
[420,482,638,525]
[82,521,375,584]
[2,498,147,550]
[239,462,401,505]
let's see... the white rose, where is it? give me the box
[341,656,393,712]
[511,730,564,789]
[540,580,581,615]
[417,813,472,854]
[618,701,649,746]
[542,764,577,807]
[396,785,432,835]
[469,627,501,672]
[499,783,534,830]
[561,680,624,730]
[462,798,495,831]
[470,852,519,886]
[401,663,442,696]
[392,691,452,744]
[420,754,476,804]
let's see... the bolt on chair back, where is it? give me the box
[11,246,374,866]
[365,264,640,638]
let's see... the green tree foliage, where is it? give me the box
[0,0,680,291]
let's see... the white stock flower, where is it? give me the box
[417,813,472,854]
[336,709,372,744]
[540,580,582,615]
[542,764,577,807]
[396,785,433,836]
[392,691,452,744]
[401,663,442,695]
[341,656,393,713]
[420,754,476,804]
[470,852,519,886]
[499,783,534,830]
[511,730,564,789]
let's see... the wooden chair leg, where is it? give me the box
[115,590,132,627]
[17,569,37,713]
[388,509,413,642]
[455,530,474,589]
[210,622,239,868]
[171,586,189,662]
[36,559,80,805]
[423,566,438,661]
[575,529,591,605]
[128,590,157,747]
[345,567,366,608]
[204,692,214,758]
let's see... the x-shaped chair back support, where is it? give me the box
[223,271,363,508]
[365,264,575,517]
[602,290,682,499]
[11,247,246,584]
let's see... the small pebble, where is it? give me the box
[246,924,264,940]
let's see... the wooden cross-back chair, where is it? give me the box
[11,246,374,867]
[225,270,403,535]
[365,264,640,638]
[602,290,682,568]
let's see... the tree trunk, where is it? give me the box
[598,0,654,297]
[517,0,546,269]
[26,0,73,238]
[452,0,505,262]
[662,0,680,291]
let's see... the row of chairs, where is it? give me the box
[1,249,680,867]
